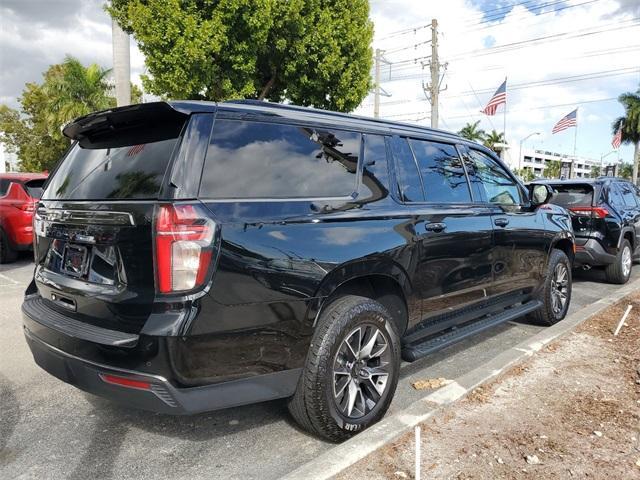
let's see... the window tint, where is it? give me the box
[0,179,10,196]
[43,139,177,200]
[465,150,522,205]
[619,183,638,207]
[409,139,471,203]
[549,184,593,207]
[608,184,625,209]
[200,120,360,199]
[24,179,46,199]
[359,134,390,201]
[392,138,424,202]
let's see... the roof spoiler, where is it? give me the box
[62,102,190,149]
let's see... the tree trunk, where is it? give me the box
[633,142,639,185]
[258,74,276,101]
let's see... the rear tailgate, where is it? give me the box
[31,103,188,335]
[547,183,597,237]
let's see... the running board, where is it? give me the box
[401,300,543,362]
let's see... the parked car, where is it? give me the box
[0,172,48,263]
[22,101,574,442]
[531,177,640,284]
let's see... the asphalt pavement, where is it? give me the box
[1,254,636,480]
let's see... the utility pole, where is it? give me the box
[429,19,439,129]
[112,19,131,107]
[374,48,382,119]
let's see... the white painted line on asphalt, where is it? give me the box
[0,272,19,285]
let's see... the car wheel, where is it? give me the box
[0,228,18,264]
[605,239,632,284]
[288,295,401,442]
[529,249,572,326]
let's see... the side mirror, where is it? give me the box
[529,184,553,206]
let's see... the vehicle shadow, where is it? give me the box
[67,394,295,480]
[0,253,33,273]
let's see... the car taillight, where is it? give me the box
[569,206,608,218]
[154,203,216,293]
[9,201,35,213]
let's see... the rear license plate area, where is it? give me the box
[62,244,89,278]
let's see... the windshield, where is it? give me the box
[42,139,177,200]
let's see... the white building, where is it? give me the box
[509,148,601,179]
[0,144,19,173]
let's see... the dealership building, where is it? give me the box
[510,148,603,179]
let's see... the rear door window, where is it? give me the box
[200,120,360,199]
[465,149,522,205]
[409,139,471,203]
[619,182,638,207]
[391,138,424,202]
[43,139,178,200]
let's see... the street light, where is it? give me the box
[599,150,618,177]
[518,132,541,170]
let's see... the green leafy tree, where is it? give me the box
[612,86,640,183]
[483,129,506,153]
[590,165,601,178]
[618,162,633,180]
[544,160,561,179]
[457,120,486,143]
[0,57,142,172]
[513,167,534,182]
[108,0,373,112]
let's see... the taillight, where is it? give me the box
[569,206,609,218]
[9,201,35,213]
[154,203,216,293]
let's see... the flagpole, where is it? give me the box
[503,77,507,141]
[572,108,578,179]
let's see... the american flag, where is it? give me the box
[612,125,622,149]
[482,79,507,116]
[551,109,577,134]
[126,144,145,156]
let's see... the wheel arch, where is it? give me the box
[307,259,412,336]
[550,232,575,264]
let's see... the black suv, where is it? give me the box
[533,178,640,284]
[23,101,574,441]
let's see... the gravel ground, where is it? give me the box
[337,292,640,480]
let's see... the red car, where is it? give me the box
[0,172,48,263]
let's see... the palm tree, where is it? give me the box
[483,130,506,153]
[612,86,640,183]
[44,56,114,130]
[458,121,486,143]
[545,160,561,179]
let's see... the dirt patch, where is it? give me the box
[337,293,640,480]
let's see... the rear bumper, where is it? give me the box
[22,305,301,415]
[574,238,616,266]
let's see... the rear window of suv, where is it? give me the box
[199,120,360,199]
[549,184,593,207]
[42,139,178,200]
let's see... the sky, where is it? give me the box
[0,0,639,167]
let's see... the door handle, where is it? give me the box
[494,218,509,227]
[425,222,446,232]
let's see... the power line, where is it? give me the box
[385,96,618,121]
[380,45,640,81]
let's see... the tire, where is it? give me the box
[0,228,18,264]
[288,295,401,442]
[605,239,632,284]
[529,249,572,326]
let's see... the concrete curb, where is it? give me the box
[282,277,640,480]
